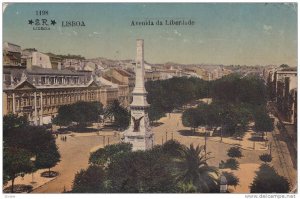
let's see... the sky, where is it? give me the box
[3,3,298,66]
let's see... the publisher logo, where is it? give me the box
[27,10,56,31]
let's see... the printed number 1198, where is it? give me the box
[36,10,48,15]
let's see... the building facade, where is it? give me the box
[273,69,297,124]
[3,65,118,125]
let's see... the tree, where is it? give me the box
[72,165,107,193]
[3,114,61,191]
[222,171,239,188]
[52,105,73,127]
[89,142,132,167]
[72,101,103,127]
[3,114,28,132]
[148,105,165,124]
[53,101,103,128]
[107,150,177,193]
[3,147,33,193]
[104,100,130,129]
[182,108,200,133]
[250,164,290,193]
[211,74,266,106]
[35,141,61,177]
[175,144,219,193]
[182,102,252,137]
[227,147,242,158]
[259,154,272,163]
[279,64,289,68]
[161,140,185,158]
[146,77,210,122]
[254,109,274,134]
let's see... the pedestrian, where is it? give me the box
[65,136,67,142]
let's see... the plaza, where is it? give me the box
[3,107,295,193]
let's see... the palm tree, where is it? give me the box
[104,100,130,129]
[175,144,219,193]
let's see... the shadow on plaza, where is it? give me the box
[178,130,211,137]
[151,122,164,127]
[60,126,99,133]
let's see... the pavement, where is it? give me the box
[3,131,120,193]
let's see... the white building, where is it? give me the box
[31,52,52,68]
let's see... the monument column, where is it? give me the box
[123,39,153,151]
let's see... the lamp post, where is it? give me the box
[152,139,154,148]
[204,131,207,160]
[165,131,168,142]
[30,156,36,184]
[220,175,228,193]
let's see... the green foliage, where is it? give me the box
[211,74,267,106]
[52,105,73,126]
[182,102,252,137]
[146,77,210,121]
[3,114,29,132]
[177,181,197,193]
[259,154,272,163]
[56,53,85,60]
[175,144,219,193]
[279,64,289,68]
[146,74,266,124]
[3,114,60,192]
[227,147,242,158]
[161,139,185,158]
[182,108,200,133]
[222,171,240,188]
[89,142,132,167]
[250,164,290,193]
[148,105,165,122]
[3,147,33,193]
[104,100,130,129]
[73,141,219,193]
[253,108,274,132]
[224,158,240,170]
[4,125,56,156]
[72,165,107,193]
[106,149,178,193]
[35,142,61,174]
[53,101,103,127]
